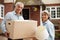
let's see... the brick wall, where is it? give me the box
[24,5,40,26]
[0,0,4,4]
[4,3,14,15]
[51,19,60,30]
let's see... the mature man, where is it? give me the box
[1,2,24,40]
[41,10,55,40]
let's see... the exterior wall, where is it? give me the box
[4,3,14,15]
[42,0,60,4]
[0,0,60,27]
[0,0,4,4]
[4,0,15,15]
[51,20,60,30]
[24,5,40,26]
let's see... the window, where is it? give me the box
[0,4,4,19]
[46,6,60,19]
[57,7,60,18]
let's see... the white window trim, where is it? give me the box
[46,6,60,19]
[0,4,4,19]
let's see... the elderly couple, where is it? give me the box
[0,2,55,40]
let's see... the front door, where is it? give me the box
[22,9,29,20]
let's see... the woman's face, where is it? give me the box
[42,12,49,22]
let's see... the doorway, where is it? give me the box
[22,9,29,20]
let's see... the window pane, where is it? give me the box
[57,7,60,18]
[51,8,55,11]
[51,15,55,18]
[51,7,56,18]
[46,8,50,12]
[51,11,56,18]
[1,7,3,17]
[51,8,55,9]
[1,7,3,10]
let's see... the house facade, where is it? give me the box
[0,0,60,39]
[0,0,60,26]
[0,0,60,30]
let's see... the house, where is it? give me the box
[0,0,60,30]
[0,0,60,39]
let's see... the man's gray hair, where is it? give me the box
[15,2,24,8]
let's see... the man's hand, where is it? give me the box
[4,32,9,37]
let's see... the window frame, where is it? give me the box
[0,4,4,19]
[46,6,60,19]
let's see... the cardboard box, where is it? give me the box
[6,20,37,39]
[0,36,8,40]
[35,26,49,40]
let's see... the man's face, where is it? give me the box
[15,4,24,14]
[42,12,49,22]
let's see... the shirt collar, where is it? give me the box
[13,11,16,15]
[43,20,49,25]
[13,10,22,16]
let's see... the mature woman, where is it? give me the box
[41,10,55,40]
